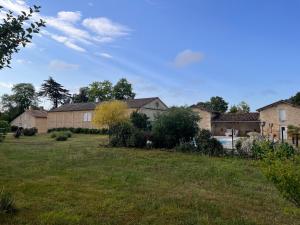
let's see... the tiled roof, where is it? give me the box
[27,110,47,118]
[212,112,260,122]
[190,105,216,113]
[49,97,161,112]
[256,99,300,112]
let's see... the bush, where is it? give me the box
[23,127,38,136]
[195,130,224,156]
[262,156,300,207]
[48,127,108,135]
[65,131,72,138]
[175,141,197,152]
[235,133,265,158]
[51,131,72,139]
[55,134,68,141]
[10,125,18,132]
[0,188,16,214]
[130,111,151,130]
[14,128,22,138]
[0,120,10,134]
[152,107,200,148]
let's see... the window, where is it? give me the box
[83,112,92,122]
[279,109,286,122]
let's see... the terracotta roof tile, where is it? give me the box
[212,113,260,122]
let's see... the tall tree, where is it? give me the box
[88,81,113,102]
[11,83,38,110]
[290,92,300,105]
[0,5,46,69]
[229,101,250,113]
[73,87,89,103]
[39,77,70,108]
[113,78,135,100]
[197,96,228,113]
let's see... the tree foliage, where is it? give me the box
[0,5,46,69]
[88,81,113,102]
[73,87,89,103]
[290,92,300,105]
[152,107,200,148]
[39,77,70,108]
[229,101,250,113]
[93,100,129,129]
[196,96,228,113]
[113,78,136,100]
[130,111,151,130]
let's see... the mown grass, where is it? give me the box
[0,134,299,225]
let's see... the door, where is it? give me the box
[280,126,287,141]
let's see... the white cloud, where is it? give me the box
[57,11,81,23]
[96,52,113,59]
[0,82,13,89]
[0,1,131,52]
[49,60,80,70]
[16,59,32,64]
[172,49,204,68]
[82,17,130,39]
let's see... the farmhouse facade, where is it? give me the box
[257,100,300,141]
[191,106,260,136]
[47,97,168,130]
[10,109,48,133]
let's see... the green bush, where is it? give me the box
[48,127,108,135]
[152,107,199,148]
[262,157,300,207]
[10,125,18,132]
[195,130,224,156]
[23,127,38,136]
[51,131,72,139]
[130,111,151,130]
[0,120,10,134]
[0,188,16,214]
[251,140,274,159]
[175,141,197,152]
[65,131,72,138]
[55,134,68,141]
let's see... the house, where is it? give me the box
[191,106,260,136]
[10,109,48,133]
[47,97,168,130]
[257,100,300,141]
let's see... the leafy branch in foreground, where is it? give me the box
[0,5,46,69]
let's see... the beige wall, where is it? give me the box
[138,98,168,121]
[260,103,300,139]
[10,111,47,133]
[192,108,212,131]
[47,110,100,130]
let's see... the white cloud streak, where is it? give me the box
[172,49,204,68]
[49,60,80,70]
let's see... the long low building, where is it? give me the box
[47,97,168,130]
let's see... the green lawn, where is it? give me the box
[0,134,299,225]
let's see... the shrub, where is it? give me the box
[55,134,68,141]
[50,132,58,138]
[14,128,22,138]
[130,111,151,130]
[10,125,18,132]
[65,131,72,138]
[195,130,224,156]
[152,107,200,148]
[0,120,10,134]
[262,157,300,207]
[23,127,38,136]
[0,188,16,214]
[175,141,197,152]
[251,140,274,159]
[48,128,108,135]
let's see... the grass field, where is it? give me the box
[0,134,299,225]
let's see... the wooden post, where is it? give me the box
[296,134,299,148]
[232,129,234,150]
[281,127,284,143]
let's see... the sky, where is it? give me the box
[1,0,300,110]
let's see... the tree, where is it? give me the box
[130,111,151,130]
[88,81,113,102]
[93,100,129,130]
[229,101,250,113]
[0,83,38,122]
[290,92,300,105]
[152,107,200,148]
[229,105,238,113]
[39,77,70,108]
[73,87,89,103]
[113,78,135,100]
[0,5,46,69]
[197,96,228,113]
[11,83,38,111]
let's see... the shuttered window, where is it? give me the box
[279,109,286,122]
[83,112,92,122]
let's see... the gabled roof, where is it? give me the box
[212,112,260,122]
[256,100,300,112]
[27,110,47,118]
[49,97,165,112]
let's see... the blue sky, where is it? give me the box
[1,0,300,110]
